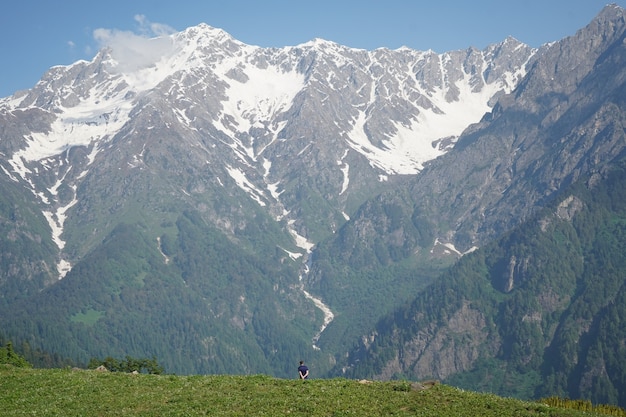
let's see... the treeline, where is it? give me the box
[0,339,164,376]
[0,336,75,369]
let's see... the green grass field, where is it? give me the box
[0,365,609,416]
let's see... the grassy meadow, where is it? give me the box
[0,365,611,416]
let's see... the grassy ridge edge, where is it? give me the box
[0,365,608,416]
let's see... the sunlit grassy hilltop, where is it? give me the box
[0,365,615,416]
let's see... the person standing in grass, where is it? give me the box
[298,361,309,379]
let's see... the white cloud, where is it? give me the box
[93,15,177,73]
[133,14,175,37]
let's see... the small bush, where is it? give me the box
[391,381,411,392]
[0,342,31,368]
[88,355,164,374]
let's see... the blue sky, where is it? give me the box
[1,1,623,97]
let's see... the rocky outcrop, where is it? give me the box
[376,302,497,380]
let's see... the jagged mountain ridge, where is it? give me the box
[0,24,535,278]
[310,3,626,264]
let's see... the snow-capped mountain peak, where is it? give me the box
[3,22,537,175]
[0,23,539,281]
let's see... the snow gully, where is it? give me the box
[292,228,334,350]
[299,265,334,351]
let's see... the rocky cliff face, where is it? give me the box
[375,302,496,380]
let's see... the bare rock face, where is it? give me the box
[376,303,496,380]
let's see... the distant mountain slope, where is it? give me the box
[308,3,626,356]
[335,156,626,407]
[0,24,534,266]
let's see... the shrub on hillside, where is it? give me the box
[0,342,31,368]
[88,355,164,374]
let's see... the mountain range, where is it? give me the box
[0,3,625,406]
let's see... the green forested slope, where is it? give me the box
[338,160,626,407]
[0,211,319,376]
[0,178,59,305]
